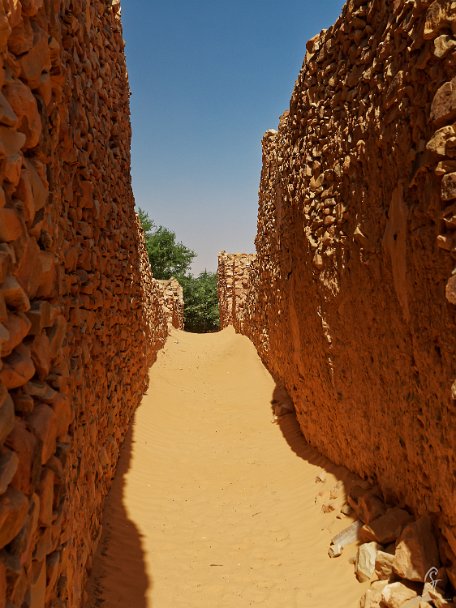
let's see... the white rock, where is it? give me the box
[356,542,379,582]
[382,582,418,608]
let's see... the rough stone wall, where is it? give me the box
[0,1,170,606]
[217,251,256,331]
[222,0,456,586]
[156,278,184,330]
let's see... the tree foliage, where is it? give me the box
[180,272,219,333]
[138,208,219,333]
[138,208,195,280]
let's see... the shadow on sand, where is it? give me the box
[271,383,362,494]
[86,419,151,607]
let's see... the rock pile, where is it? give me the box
[317,471,455,607]
[0,1,174,606]
[350,488,454,607]
[218,0,456,593]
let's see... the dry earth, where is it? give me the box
[87,327,368,607]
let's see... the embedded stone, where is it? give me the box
[52,393,72,438]
[0,297,5,325]
[0,92,17,127]
[23,381,56,402]
[0,208,23,241]
[38,468,54,526]
[0,276,30,311]
[426,126,456,156]
[48,316,66,358]
[0,126,25,158]
[360,508,413,544]
[8,17,34,55]
[0,448,19,494]
[313,253,323,269]
[30,558,46,608]
[21,0,44,17]
[45,551,60,603]
[0,323,8,354]
[4,80,41,149]
[4,0,23,29]
[27,404,58,464]
[35,251,56,298]
[434,35,456,58]
[8,492,39,565]
[12,392,34,414]
[442,173,456,202]
[25,300,52,335]
[0,343,35,389]
[15,159,48,224]
[30,333,51,378]
[0,12,11,51]
[19,26,51,89]
[14,237,44,299]
[1,312,31,357]
[393,516,440,582]
[445,274,456,304]
[5,418,39,495]
[4,152,23,186]
[0,487,28,549]
[0,387,15,444]
[431,78,456,125]
[0,247,11,284]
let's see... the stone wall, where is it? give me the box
[156,278,184,330]
[0,1,171,606]
[220,0,456,587]
[217,251,256,331]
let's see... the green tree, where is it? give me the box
[138,208,155,235]
[138,208,195,280]
[180,272,219,333]
[138,208,219,333]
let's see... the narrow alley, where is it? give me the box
[88,328,365,607]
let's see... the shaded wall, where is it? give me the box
[220,0,456,586]
[0,1,172,606]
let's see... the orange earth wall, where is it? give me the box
[0,1,175,606]
[217,252,256,331]
[219,0,456,586]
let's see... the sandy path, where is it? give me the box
[87,327,367,607]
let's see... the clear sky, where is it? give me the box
[121,0,346,274]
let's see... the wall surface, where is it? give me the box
[0,1,173,606]
[156,278,184,330]
[217,252,256,331]
[220,0,456,586]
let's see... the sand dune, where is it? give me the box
[87,327,367,607]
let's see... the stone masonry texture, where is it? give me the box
[0,1,178,606]
[156,278,184,331]
[219,0,456,588]
[217,252,256,331]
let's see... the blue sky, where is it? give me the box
[121,0,345,274]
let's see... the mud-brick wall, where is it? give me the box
[156,278,184,330]
[223,0,456,587]
[0,1,171,606]
[217,251,256,331]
